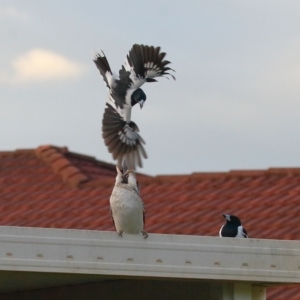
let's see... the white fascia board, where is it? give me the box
[0,226,300,284]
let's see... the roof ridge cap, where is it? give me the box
[66,151,117,171]
[153,168,298,182]
[267,167,300,176]
[35,145,89,187]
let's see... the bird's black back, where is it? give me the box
[111,66,132,109]
[221,224,238,237]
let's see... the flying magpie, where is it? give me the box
[219,214,248,238]
[110,166,148,239]
[94,44,175,170]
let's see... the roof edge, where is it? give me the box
[1,226,300,284]
[153,167,300,183]
[35,145,89,188]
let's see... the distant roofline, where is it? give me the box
[2,145,300,187]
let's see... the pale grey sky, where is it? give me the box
[1,1,300,175]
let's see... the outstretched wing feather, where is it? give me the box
[93,52,112,88]
[124,44,175,89]
[102,104,147,169]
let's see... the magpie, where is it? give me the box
[219,214,248,238]
[94,44,175,170]
[110,165,148,239]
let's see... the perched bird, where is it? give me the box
[110,166,148,238]
[219,214,248,238]
[94,44,175,170]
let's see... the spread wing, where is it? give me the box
[94,53,132,110]
[124,44,175,89]
[102,103,147,169]
[93,52,115,89]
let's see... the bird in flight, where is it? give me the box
[219,214,248,238]
[110,165,148,239]
[94,44,175,170]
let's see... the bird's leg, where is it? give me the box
[118,231,123,237]
[141,230,148,239]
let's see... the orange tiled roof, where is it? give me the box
[1,145,300,299]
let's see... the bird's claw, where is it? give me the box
[118,231,123,237]
[142,230,148,239]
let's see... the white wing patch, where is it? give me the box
[237,226,248,238]
[124,57,146,89]
[219,225,224,237]
[106,71,117,89]
[106,94,129,121]
[145,68,161,78]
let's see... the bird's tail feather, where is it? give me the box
[103,104,147,170]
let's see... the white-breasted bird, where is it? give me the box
[219,214,248,238]
[110,166,148,238]
[94,44,175,170]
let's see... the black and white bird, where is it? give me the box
[94,44,175,170]
[219,214,248,238]
[110,165,148,238]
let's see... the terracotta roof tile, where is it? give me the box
[1,145,300,299]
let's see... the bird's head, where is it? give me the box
[131,88,147,109]
[124,170,139,191]
[124,170,136,180]
[223,214,242,226]
[116,165,131,184]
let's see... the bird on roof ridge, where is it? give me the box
[219,214,248,238]
[94,44,175,170]
[109,166,148,239]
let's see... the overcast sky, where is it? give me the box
[1,1,300,175]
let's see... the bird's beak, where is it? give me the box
[223,214,230,221]
[116,166,122,175]
[139,100,145,109]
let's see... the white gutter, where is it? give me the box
[0,226,299,284]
